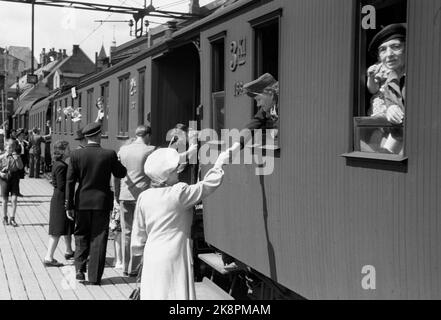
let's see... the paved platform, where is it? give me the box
[0,177,226,300]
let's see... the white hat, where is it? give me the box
[144,148,180,184]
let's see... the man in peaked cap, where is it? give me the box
[66,122,127,285]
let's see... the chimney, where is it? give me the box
[62,49,67,58]
[189,0,200,15]
[73,44,80,55]
[58,49,62,60]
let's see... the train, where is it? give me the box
[12,0,441,299]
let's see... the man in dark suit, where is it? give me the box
[28,127,45,178]
[66,122,127,285]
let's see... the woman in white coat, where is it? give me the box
[131,148,229,300]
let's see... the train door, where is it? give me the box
[151,42,200,149]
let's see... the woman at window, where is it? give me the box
[367,23,406,124]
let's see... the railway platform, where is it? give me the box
[0,177,229,300]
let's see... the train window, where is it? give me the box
[351,0,407,160]
[77,92,82,130]
[251,10,281,152]
[64,98,68,134]
[86,89,94,124]
[100,82,109,136]
[210,33,226,138]
[70,97,74,135]
[118,74,130,136]
[138,68,146,126]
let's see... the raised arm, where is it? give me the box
[177,152,228,209]
[131,195,147,256]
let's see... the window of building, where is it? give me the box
[118,74,130,136]
[100,82,109,135]
[210,33,225,138]
[138,68,146,126]
[251,10,281,152]
[348,0,407,161]
[87,89,94,124]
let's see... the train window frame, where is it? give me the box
[86,88,94,125]
[117,73,130,138]
[343,0,408,164]
[137,67,146,126]
[209,31,226,140]
[249,9,282,155]
[100,82,110,138]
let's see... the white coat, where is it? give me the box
[131,167,224,300]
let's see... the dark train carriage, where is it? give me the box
[197,0,441,299]
[51,37,200,158]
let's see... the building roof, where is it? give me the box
[13,82,50,116]
[98,45,107,60]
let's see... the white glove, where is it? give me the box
[386,105,404,124]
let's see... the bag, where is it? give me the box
[128,262,143,300]
[129,287,140,300]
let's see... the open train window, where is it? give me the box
[210,33,226,139]
[250,10,281,153]
[100,82,109,136]
[348,0,407,161]
[118,74,130,137]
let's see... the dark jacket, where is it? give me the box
[65,143,127,211]
[29,134,45,155]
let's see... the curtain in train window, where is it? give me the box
[118,74,130,136]
[354,0,407,156]
[210,35,225,138]
[100,82,109,135]
[70,97,74,134]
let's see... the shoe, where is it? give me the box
[43,259,63,267]
[76,272,85,281]
[17,193,24,197]
[64,252,75,260]
[2,216,8,226]
[114,262,123,270]
[9,218,18,227]
[84,281,101,286]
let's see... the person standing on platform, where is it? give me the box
[0,140,24,227]
[28,127,45,178]
[65,122,127,285]
[131,148,229,300]
[114,125,155,277]
[44,140,75,267]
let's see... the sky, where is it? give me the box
[0,0,211,63]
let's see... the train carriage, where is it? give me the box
[47,0,441,299]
